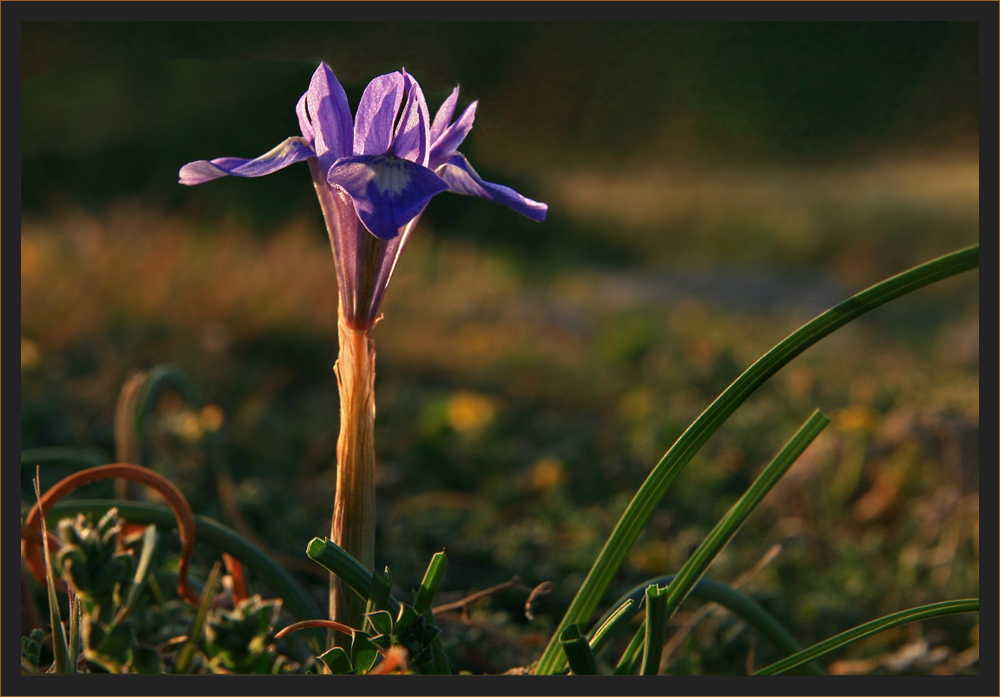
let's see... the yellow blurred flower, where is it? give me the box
[200,404,225,432]
[21,338,41,370]
[835,405,877,434]
[527,456,565,494]
[446,391,496,434]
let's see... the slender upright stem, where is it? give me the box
[330,306,376,637]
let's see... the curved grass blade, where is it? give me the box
[663,410,829,624]
[132,364,204,434]
[754,598,979,675]
[589,599,633,651]
[534,245,979,674]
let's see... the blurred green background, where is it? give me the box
[21,22,978,674]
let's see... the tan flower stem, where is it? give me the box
[329,306,377,639]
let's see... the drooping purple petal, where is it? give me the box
[353,72,405,157]
[305,63,354,173]
[390,71,432,166]
[430,87,459,145]
[328,155,449,240]
[178,137,315,186]
[435,153,548,222]
[429,101,477,168]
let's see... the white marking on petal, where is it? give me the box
[372,157,412,196]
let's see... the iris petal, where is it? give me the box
[436,153,548,222]
[328,155,449,240]
[430,86,459,144]
[353,72,405,157]
[306,63,354,173]
[391,71,431,166]
[295,93,314,143]
[178,137,315,186]
[429,101,477,168]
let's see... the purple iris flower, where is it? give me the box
[180,63,547,330]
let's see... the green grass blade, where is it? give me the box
[663,410,829,622]
[67,591,80,673]
[560,624,598,675]
[534,245,978,674]
[174,560,223,673]
[33,476,71,673]
[29,500,322,626]
[114,524,159,626]
[589,598,633,651]
[641,584,668,675]
[413,551,447,615]
[754,598,979,675]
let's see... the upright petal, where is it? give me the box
[328,155,449,240]
[353,72,405,157]
[295,93,314,143]
[435,153,548,222]
[429,101,477,169]
[178,137,315,185]
[391,71,432,166]
[430,87,459,145]
[306,63,354,173]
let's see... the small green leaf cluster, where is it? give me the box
[203,596,283,674]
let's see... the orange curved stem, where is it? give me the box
[21,463,201,606]
[274,619,358,642]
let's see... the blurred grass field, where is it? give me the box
[20,22,979,675]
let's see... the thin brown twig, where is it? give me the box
[432,576,530,616]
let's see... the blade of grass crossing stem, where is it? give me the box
[663,410,829,623]
[589,599,633,650]
[754,599,979,675]
[560,624,598,675]
[534,245,978,674]
[642,584,669,675]
[614,624,645,675]
[413,552,447,615]
[34,474,71,673]
[175,560,223,673]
